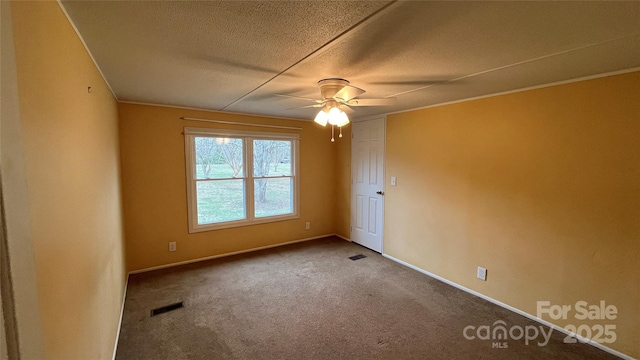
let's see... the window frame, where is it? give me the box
[184,127,300,233]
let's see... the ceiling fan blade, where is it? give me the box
[341,105,355,114]
[286,104,324,110]
[333,85,366,102]
[275,94,323,103]
[347,98,397,106]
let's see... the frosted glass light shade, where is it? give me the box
[328,107,342,125]
[314,109,329,126]
[336,111,349,127]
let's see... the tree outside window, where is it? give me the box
[185,127,299,233]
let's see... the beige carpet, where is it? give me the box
[115,237,617,359]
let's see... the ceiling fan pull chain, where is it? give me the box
[339,126,343,138]
[331,125,335,142]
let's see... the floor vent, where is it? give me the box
[150,301,183,317]
[349,254,367,261]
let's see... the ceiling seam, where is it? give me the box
[56,0,118,101]
[388,32,640,98]
[371,66,640,121]
[219,0,399,111]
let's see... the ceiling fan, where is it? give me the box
[277,78,396,141]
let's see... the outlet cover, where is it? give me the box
[169,242,176,252]
[477,266,487,281]
[305,221,310,230]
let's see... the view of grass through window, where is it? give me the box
[194,136,293,225]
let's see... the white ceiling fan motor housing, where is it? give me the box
[318,78,350,100]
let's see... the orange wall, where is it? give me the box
[118,103,337,271]
[384,71,640,357]
[11,1,126,359]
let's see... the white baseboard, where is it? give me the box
[112,274,128,360]
[381,253,634,360]
[334,234,351,242]
[129,234,336,275]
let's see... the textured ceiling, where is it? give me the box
[61,1,640,121]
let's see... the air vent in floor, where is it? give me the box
[349,254,367,261]
[150,301,183,317]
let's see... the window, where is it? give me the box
[184,127,299,232]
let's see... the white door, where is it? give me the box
[351,117,385,252]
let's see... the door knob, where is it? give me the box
[376,191,384,195]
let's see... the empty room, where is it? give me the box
[1,1,639,359]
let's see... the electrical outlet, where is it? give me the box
[477,266,487,281]
[169,242,176,252]
[305,221,310,230]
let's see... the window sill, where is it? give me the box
[188,213,300,234]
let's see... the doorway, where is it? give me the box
[350,117,385,252]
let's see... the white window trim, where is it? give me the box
[184,127,300,233]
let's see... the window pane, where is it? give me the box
[195,137,244,179]
[196,179,245,224]
[253,140,292,177]
[254,178,293,218]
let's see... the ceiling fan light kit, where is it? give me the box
[292,78,397,142]
[314,105,349,142]
[314,106,349,127]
